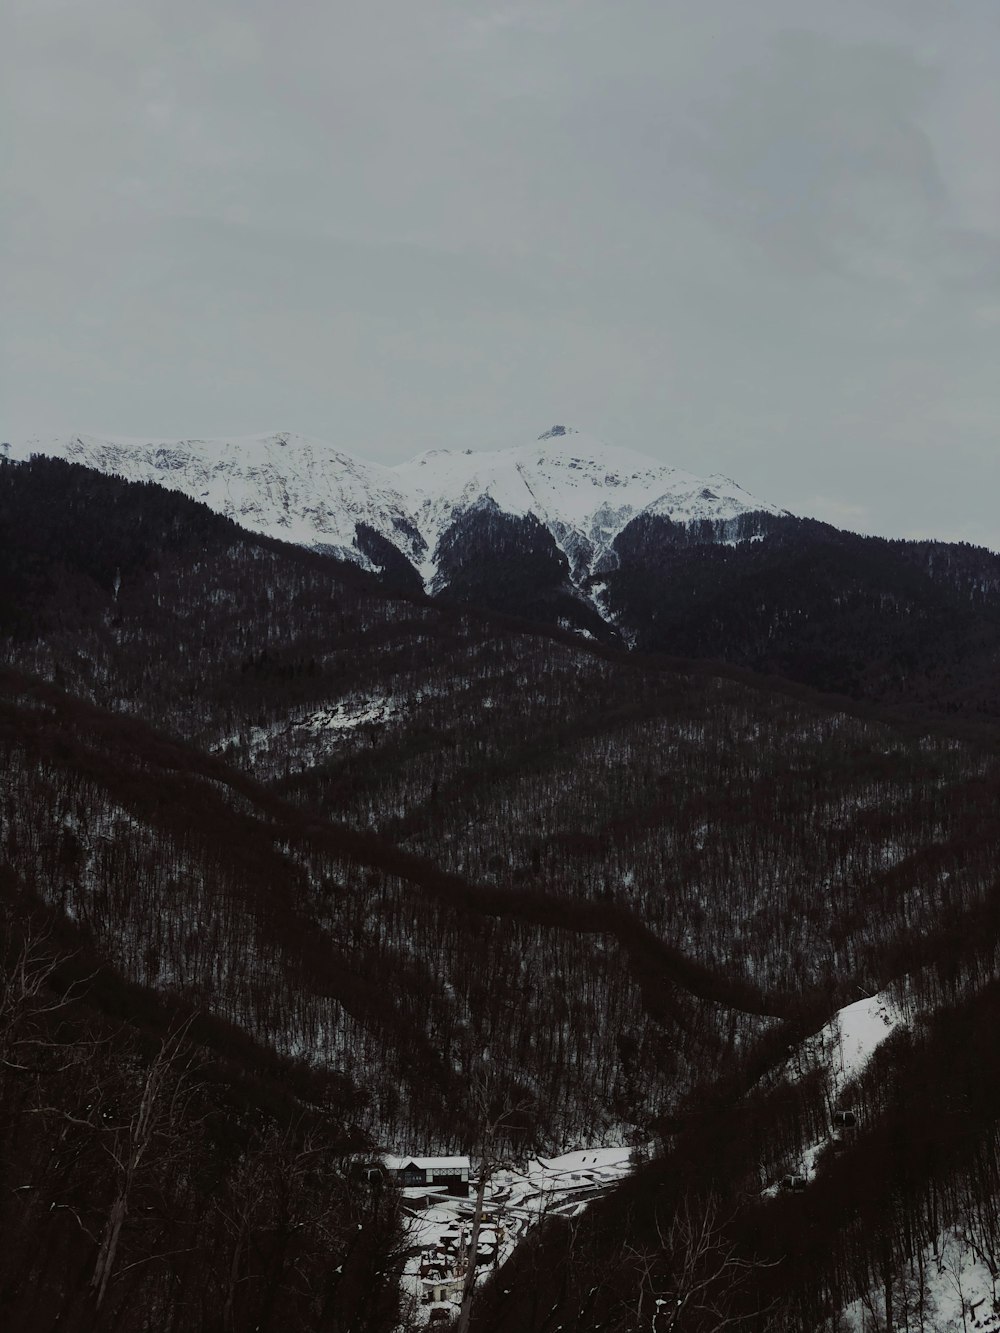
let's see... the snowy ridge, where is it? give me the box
[4,425,787,589]
[2,431,420,569]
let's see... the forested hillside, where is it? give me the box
[0,894,406,1331]
[603,512,1000,721]
[4,456,1000,1329]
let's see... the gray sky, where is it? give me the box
[4,1,999,545]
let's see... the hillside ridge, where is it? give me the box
[2,426,785,589]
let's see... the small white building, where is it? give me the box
[422,1275,464,1306]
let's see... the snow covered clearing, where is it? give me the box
[762,990,905,1195]
[800,990,905,1095]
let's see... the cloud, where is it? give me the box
[2,0,998,548]
[804,496,872,527]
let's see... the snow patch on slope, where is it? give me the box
[796,991,906,1096]
[300,696,401,732]
[841,1229,1000,1333]
[763,989,906,1193]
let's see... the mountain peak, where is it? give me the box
[7,427,787,591]
[538,424,580,441]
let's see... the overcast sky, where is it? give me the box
[4,1,999,545]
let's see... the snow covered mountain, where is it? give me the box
[3,426,787,596]
[2,431,425,570]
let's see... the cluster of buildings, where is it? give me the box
[381,1155,504,1309]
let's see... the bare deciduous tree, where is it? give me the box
[89,1020,198,1309]
[620,1191,778,1333]
[456,1074,535,1333]
[0,925,82,1074]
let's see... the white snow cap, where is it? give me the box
[7,426,788,587]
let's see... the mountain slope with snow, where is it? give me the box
[2,431,425,567]
[2,426,786,590]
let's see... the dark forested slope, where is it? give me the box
[5,456,1000,1330]
[603,512,1000,719]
